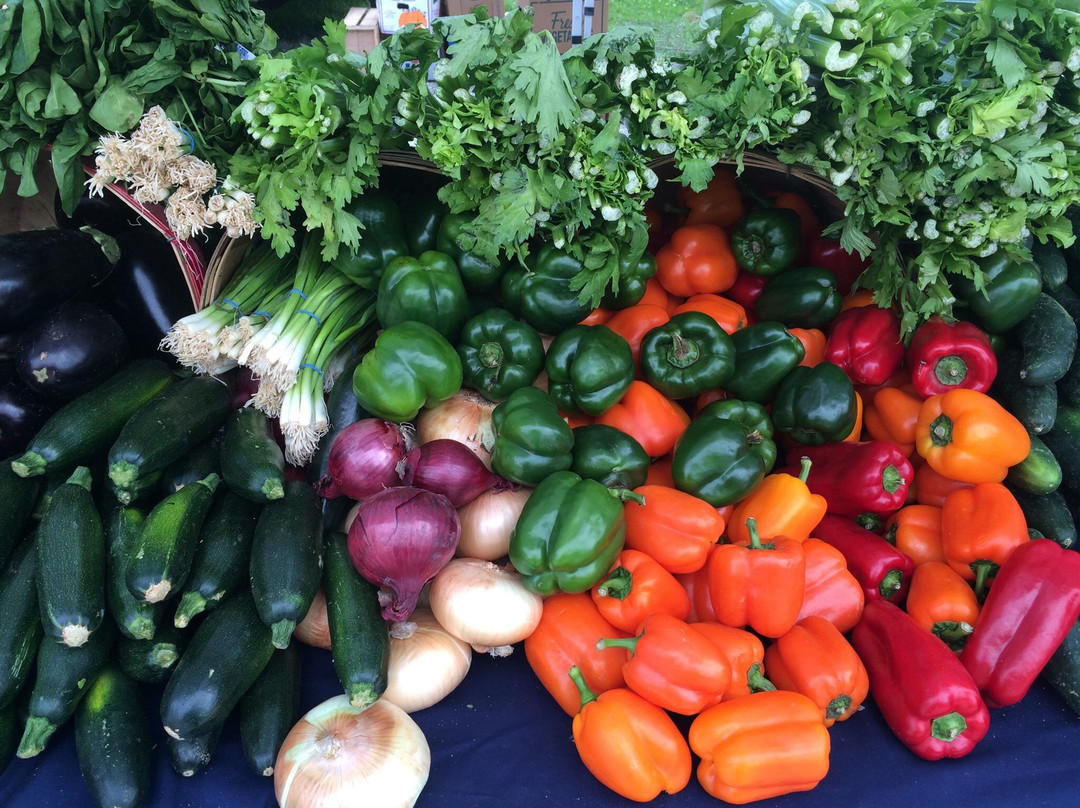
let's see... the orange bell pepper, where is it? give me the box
[941,482,1029,598]
[770,190,822,246]
[863,385,922,457]
[843,391,864,442]
[524,593,630,716]
[644,457,675,488]
[596,381,691,458]
[708,518,806,638]
[691,621,775,701]
[597,613,732,715]
[604,303,670,369]
[639,277,680,314]
[796,538,865,634]
[679,560,719,623]
[727,458,827,545]
[656,224,739,298]
[915,389,1030,483]
[905,561,981,653]
[677,168,745,229]
[672,293,747,335]
[840,288,878,311]
[580,307,613,326]
[689,690,831,804]
[885,504,945,566]
[591,549,692,634]
[623,484,725,574]
[790,327,827,367]
[764,616,869,726]
[914,462,974,507]
[569,667,692,802]
[694,388,727,411]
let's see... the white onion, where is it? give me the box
[382,608,472,713]
[456,486,532,560]
[415,390,497,469]
[293,588,331,649]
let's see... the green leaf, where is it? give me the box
[44,67,82,119]
[88,80,143,132]
[984,39,1027,88]
[503,33,578,139]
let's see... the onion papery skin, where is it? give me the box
[294,588,331,649]
[456,486,532,561]
[315,419,410,500]
[382,608,472,713]
[415,391,497,469]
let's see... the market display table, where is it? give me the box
[0,640,1076,808]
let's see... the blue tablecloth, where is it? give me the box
[2,640,1078,808]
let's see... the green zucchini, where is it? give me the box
[991,350,1057,435]
[1004,434,1062,495]
[126,473,220,604]
[0,459,40,565]
[1059,352,1080,409]
[74,664,151,808]
[0,538,42,710]
[250,480,323,648]
[239,643,301,776]
[10,360,175,479]
[36,467,106,647]
[107,375,232,497]
[159,436,221,496]
[167,723,223,777]
[0,695,19,776]
[17,619,116,758]
[1050,282,1080,322]
[1034,240,1069,292]
[174,489,261,628]
[221,408,285,502]
[117,623,191,684]
[159,590,275,740]
[324,531,389,708]
[104,504,161,640]
[1009,488,1077,550]
[107,469,163,506]
[1016,294,1077,386]
[1042,404,1080,492]
[1042,617,1080,716]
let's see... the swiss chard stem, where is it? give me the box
[568,665,598,711]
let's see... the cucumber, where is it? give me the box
[308,360,365,529]
[159,590,275,740]
[250,480,323,648]
[126,473,220,604]
[107,375,232,497]
[1042,404,1080,492]
[117,623,191,684]
[1034,240,1069,291]
[239,643,301,777]
[104,504,161,640]
[159,436,221,496]
[991,350,1057,435]
[10,360,175,479]
[17,619,116,758]
[174,489,261,628]
[1043,617,1080,716]
[74,665,151,808]
[221,408,285,502]
[167,723,223,777]
[0,538,42,710]
[0,696,19,776]
[0,459,40,565]
[1016,294,1077,386]
[36,467,107,647]
[324,531,389,708]
[1010,488,1077,550]
[1004,434,1062,495]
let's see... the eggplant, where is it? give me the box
[0,334,17,363]
[0,378,53,456]
[54,189,138,237]
[15,302,128,401]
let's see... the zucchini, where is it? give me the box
[117,623,191,684]
[1043,617,1080,717]
[107,375,232,497]
[159,590,275,740]
[1016,294,1077,386]
[1059,351,1080,409]
[308,359,365,529]
[17,619,116,758]
[991,350,1057,435]
[0,538,42,710]
[36,466,107,647]
[221,408,285,502]
[159,436,221,496]
[1010,488,1077,550]
[10,359,175,479]
[0,459,40,565]
[1042,404,1080,492]
[239,643,301,776]
[1050,283,1080,322]
[126,473,220,604]
[1004,434,1063,495]
[250,480,323,648]
[0,695,19,776]
[74,665,151,808]
[324,531,389,708]
[1034,240,1069,292]
[107,469,163,506]
[174,489,261,628]
[104,504,161,640]
[167,723,223,777]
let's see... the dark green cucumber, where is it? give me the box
[220,408,285,503]
[36,467,106,647]
[250,480,323,648]
[126,473,220,604]
[10,360,175,479]
[991,350,1057,435]
[1034,240,1069,291]
[324,531,389,708]
[167,723,223,777]
[174,489,261,628]
[159,590,275,740]
[0,460,40,565]
[308,359,365,530]
[1004,434,1062,495]
[74,664,151,808]
[107,375,232,496]
[0,538,43,710]
[1043,617,1080,716]
[159,436,221,496]
[105,504,162,640]
[1042,404,1080,492]
[17,619,116,758]
[0,695,19,776]
[1016,294,1077,386]
[239,643,301,777]
[117,623,191,684]
[1009,488,1077,550]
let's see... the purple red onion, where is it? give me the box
[401,439,504,508]
[315,419,411,499]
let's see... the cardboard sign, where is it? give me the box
[442,0,505,17]
[529,0,608,52]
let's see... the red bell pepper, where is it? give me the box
[960,539,1080,708]
[808,237,869,295]
[825,306,905,387]
[851,600,990,760]
[816,514,915,605]
[780,441,912,520]
[591,549,692,634]
[725,269,770,314]
[907,317,998,398]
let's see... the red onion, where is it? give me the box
[315,419,411,499]
[348,487,460,621]
[401,439,504,508]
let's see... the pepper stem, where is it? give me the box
[933,621,974,651]
[826,694,852,720]
[609,488,646,506]
[881,465,904,494]
[479,341,504,369]
[929,414,954,447]
[667,332,700,369]
[747,663,776,693]
[799,456,812,483]
[858,513,884,532]
[934,355,969,386]
[883,523,898,545]
[878,569,903,599]
[568,665,598,711]
[597,567,633,601]
[972,561,998,602]
[596,633,642,655]
[746,517,763,549]
[930,711,968,742]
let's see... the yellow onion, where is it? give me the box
[294,588,331,649]
[382,608,472,713]
[456,486,531,560]
[415,390,497,469]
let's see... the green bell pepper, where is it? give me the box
[491,387,575,486]
[501,245,593,335]
[570,424,650,490]
[602,251,659,309]
[671,399,777,506]
[732,208,802,276]
[723,322,805,403]
[376,251,470,341]
[457,308,545,402]
[332,191,410,289]
[437,213,508,292]
[771,362,858,445]
[351,321,463,423]
[753,267,841,328]
[508,470,630,595]
[953,252,1043,334]
[545,325,635,417]
[404,195,449,256]
[640,311,736,399]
